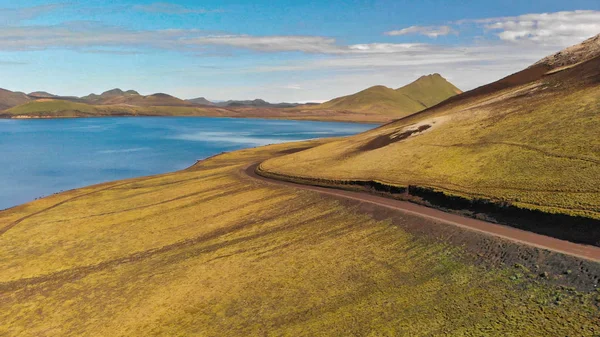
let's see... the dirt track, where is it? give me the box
[245,163,600,263]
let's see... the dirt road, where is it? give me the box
[245,163,600,263]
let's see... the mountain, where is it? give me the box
[28,91,57,98]
[94,88,140,97]
[3,99,235,118]
[82,88,140,101]
[216,99,300,108]
[309,74,461,118]
[260,34,600,245]
[81,89,192,107]
[395,73,462,107]
[81,88,136,103]
[0,88,31,110]
[187,97,215,106]
[100,92,193,107]
[533,33,600,68]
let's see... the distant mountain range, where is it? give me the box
[80,89,195,107]
[215,99,302,108]
[0,87,310,110]
[0,73,462,122]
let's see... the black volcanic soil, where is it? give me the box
[359,124,432,151]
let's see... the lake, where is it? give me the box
[0,117,374,210]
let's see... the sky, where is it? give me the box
[0,1,599,102]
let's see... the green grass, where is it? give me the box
[3,99,396,123]
[395,73,462,107]
[6,99,100,115]
[311,73,461,118]
[4,99,223,117]
[1,141,599,336]
[261,57,600,219]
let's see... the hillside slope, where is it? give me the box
[2,97,396,122]
[0,88,31,110]
[395,73,462,107]
[260,35,600,240]
[1,142,599,336]
[2,99,234,118]
[309,74,461,118]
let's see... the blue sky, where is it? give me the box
[0,1,599,102]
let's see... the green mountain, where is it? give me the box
[313,74,461,118]
[80,89,192,107]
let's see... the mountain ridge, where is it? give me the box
[308,73,461,118]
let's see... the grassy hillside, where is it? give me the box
[307,73,461,118]
[0,88,31,110]
[261,38,600,226]
[78,89,193,107]
[6,99,104,116]
[3,99,233,117]
[2,98,395,123]
[1,141,599,336]
[395,73,462,107]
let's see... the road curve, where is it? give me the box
[245,163,600,263]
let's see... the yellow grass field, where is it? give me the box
[1,141,599,336]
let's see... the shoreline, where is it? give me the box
[0,112,390,124]
[2,139,599,335]
[0,118,364,211]
[3,134,599,290]
[4,141,599,292]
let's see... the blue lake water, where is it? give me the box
[0,117,374,210]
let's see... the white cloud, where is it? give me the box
[1,6,598,102]
[385,25,456,38]
[2,10,596,56]
[463,10,600,46]
[185,35,340,53]
[133,2,223,14]
[282,84,303,90]
[346,43,430,54]
[0,3,65,24]
[245,43,560,74]
[0,23,433,55]
[0,60,28,65]
[0,22,200,51]
[187,36,428,55]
